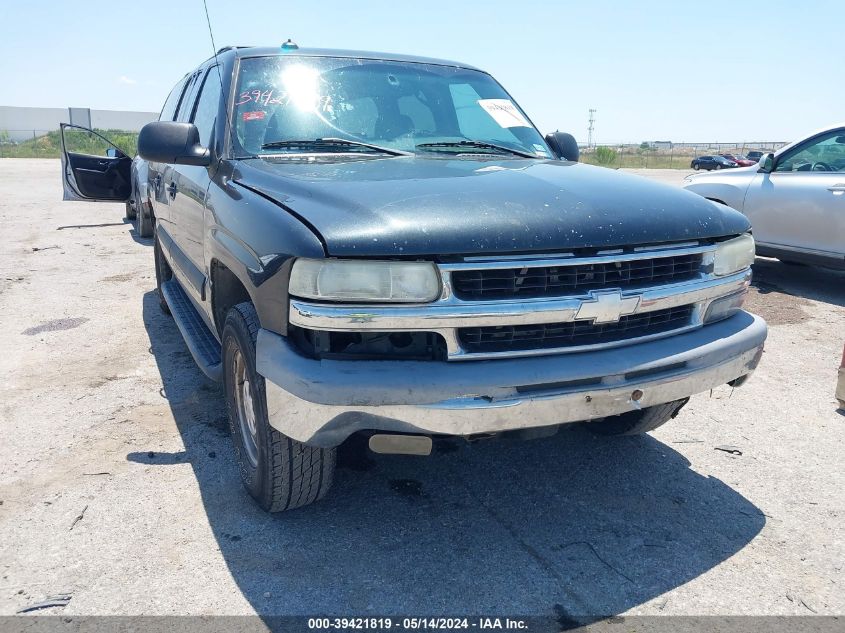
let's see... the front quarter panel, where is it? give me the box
[204,165,326,335]
[683,170,756,211]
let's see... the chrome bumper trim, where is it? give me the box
[261,313,766,447]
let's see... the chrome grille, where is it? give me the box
[450,253,702,300]
[458,305,695,354]
[287,242,754,361]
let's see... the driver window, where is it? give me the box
[774,130,845,173]
[63,126,131,158]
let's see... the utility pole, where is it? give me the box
[587,108,596,148]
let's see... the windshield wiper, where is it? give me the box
[260,138,411,156]
[416,140,536,158]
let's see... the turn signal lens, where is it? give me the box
[704,289,748,324]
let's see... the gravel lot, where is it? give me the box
[1,160,843,618]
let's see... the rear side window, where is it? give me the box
[159,77,189,121]
[191,68,222,147]
[175,71,202,122]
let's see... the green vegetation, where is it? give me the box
[594,146,617,166]
[0,129,139,158]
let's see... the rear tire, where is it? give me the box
[587,398,689,436]
[154,228,172,316]
[223,302,335,512]
[125,201,136,220]
[136,196,154,238]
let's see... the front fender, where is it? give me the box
[204,178,325,335]
[683,180,748,211]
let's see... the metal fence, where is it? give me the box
[0,129,140,159]
[1,128,791,168]
[579,142,790,169]
[0,130,59,157]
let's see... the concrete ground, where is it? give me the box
[1,159,843,618]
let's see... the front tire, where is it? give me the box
[715,164,722,170]
[125,201,136,220]
[586,398,689,436]
[693,163,700,170]
[223,302,335,512]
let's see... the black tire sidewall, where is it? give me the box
[137,199,154,238]
[222,306,275,509]
[153,229,171,315]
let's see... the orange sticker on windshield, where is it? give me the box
[242,111,266,121]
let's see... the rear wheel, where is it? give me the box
[586,398,689,436]
[125,201,136,220]
[154,228,172,315]
[136,195,154,238]
[223,302,335,512]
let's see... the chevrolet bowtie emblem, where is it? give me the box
[575,290,640,324]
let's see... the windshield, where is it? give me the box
[231,55,552,159]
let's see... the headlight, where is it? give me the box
[289,258,441,303]
[713,234,755,276]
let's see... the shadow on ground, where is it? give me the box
[132,290,765,622]
[751,257,845,308]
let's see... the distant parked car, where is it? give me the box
[746,151,765,163]
[59,124,155,238]
[684,123,845,269]
[720,153,756,167]
[691,155,738,171]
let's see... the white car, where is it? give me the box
[684,124,845,269]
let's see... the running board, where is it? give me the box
[161,279,222,382]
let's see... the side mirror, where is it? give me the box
[758,153,775,173]
[138,121,211,166]
[545,131,579,162]
[105,147,118,159]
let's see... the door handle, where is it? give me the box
[167,182,178,199]
[827,184,845,195]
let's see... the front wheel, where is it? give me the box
[586,398,689,436]
[223,302,336,512]
[693,163,700,170]
[715,164,722,170]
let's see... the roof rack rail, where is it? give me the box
[215,45,253,55]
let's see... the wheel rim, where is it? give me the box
[233,348,259,468]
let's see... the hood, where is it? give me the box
[234,156,751,257]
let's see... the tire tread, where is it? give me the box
[229,302,335,512]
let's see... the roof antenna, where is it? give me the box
[202,0,230,154]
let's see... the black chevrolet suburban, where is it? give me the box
[60,45,767,512]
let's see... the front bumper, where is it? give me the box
[256,311,767,447]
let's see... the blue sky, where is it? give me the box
[3,0,842,143]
